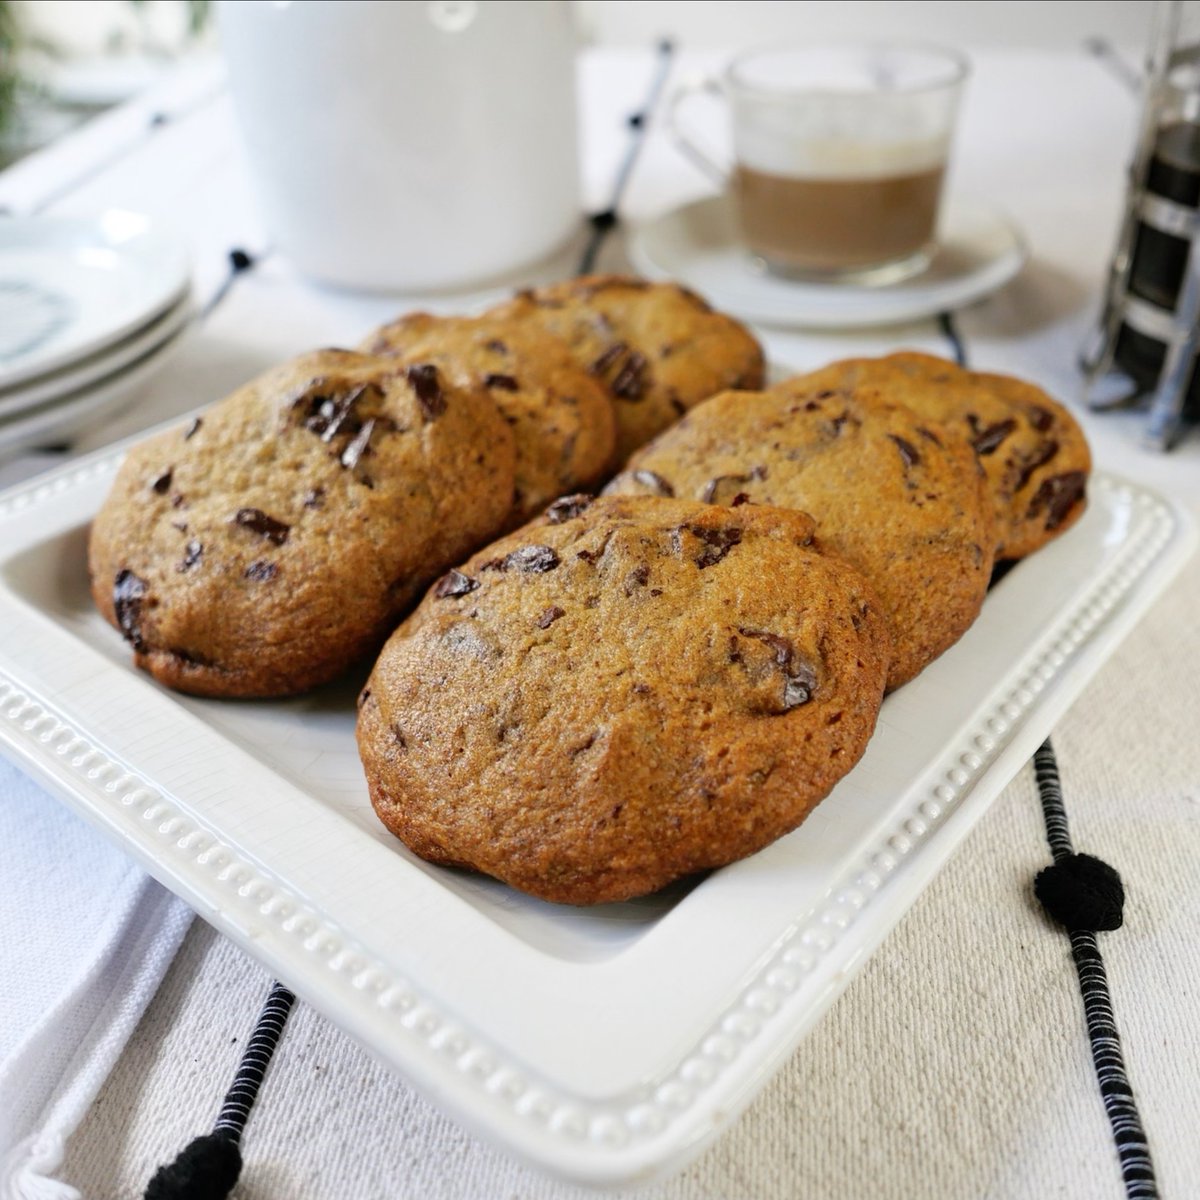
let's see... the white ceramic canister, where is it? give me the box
[217,0,581,291]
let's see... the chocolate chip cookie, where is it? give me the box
[606,385,994,689]
[89,350,517,697]
[358,312,616,525]
[357,494,891,905]
[784,353,1091,560]
[487,275,766,461]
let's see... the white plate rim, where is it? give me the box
[0,317,189,458]
[628,194,1029,329]
[0,212,191,389]
[0,450,1192,1186]
[0,290,192,418]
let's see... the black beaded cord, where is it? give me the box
[936,310,968,368]
[1032,740,1158,1200]
[576,38,675,276]
[198,246,269,321]
[144,982,296,1200]
[1082,35,1141,94]
[947,324,1156,1196]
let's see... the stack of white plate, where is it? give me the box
[0,211,191,458]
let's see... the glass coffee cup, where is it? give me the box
[667,42,969,284]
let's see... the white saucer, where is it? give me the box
[0,211,190,389]
[628,194,1028,329]
[0,320,187,460]
[0,291,192,419]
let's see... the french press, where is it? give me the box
[1084,0,1200,448]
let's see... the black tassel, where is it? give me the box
[143,982,295,1200]
[143,1131,241,1200]
[1035,851,1125,931]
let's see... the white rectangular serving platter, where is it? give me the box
[0,437,1193,1188]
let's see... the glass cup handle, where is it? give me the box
[665,75,730,186]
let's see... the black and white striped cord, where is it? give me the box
[1032,739,1158,1200]
[577,38,676,276]
[143,982,296,1200]
[211,982,296,1142]
[937,310,967,367]
[198,247,270,322]
[1082,35,1142,94]
[945,318,1155,1197]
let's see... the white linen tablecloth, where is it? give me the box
[1,43,1199,1200]
[0,759,190,1200]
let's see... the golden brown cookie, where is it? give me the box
[606,385,994,689]
[89,350,517,697]
[357,494,891,905]
[487,275,766,461]
[358,312,616,525]
[785,352,1091,560]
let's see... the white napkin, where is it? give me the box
[0,756,191,1200]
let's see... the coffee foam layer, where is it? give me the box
[735,131,948,180]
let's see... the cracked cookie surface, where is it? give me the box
[358,494,890,905]
[608,385,995,689]
[358,312,616,525]
[487,275,766,462]
[783,352,1091,560]
[89,349,517,697]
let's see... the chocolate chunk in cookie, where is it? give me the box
[89,349,517,696]
[358,495,890,905]
[785,353,1091,560]
[359,312,616,525]
[607,385,995,689]
[488,275,766,461]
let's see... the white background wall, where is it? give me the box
[574,0,1154,50]
[19,0,1159,57]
